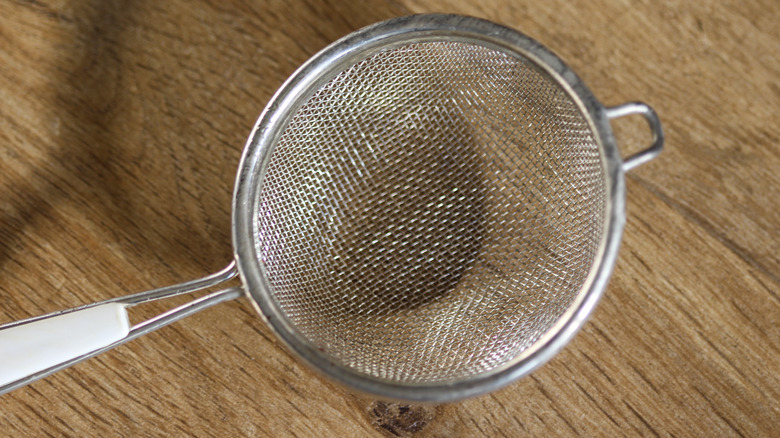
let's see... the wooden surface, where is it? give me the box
[0,0,777,436]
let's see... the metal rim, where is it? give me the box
[232,14,626,402]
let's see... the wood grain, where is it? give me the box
[0,0,777,436]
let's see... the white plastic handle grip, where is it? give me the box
[0,303,130,387]
[0,264,240,396]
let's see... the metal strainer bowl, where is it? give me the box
[0,15,663,402]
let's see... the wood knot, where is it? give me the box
[368,401,434,437]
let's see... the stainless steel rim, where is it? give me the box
[232,14,626,402]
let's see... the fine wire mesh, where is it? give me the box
[256,41,607,384]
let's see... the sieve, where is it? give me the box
[0,14,663,402]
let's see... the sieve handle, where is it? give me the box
[0,263,240,396]
[606,102,665,171]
